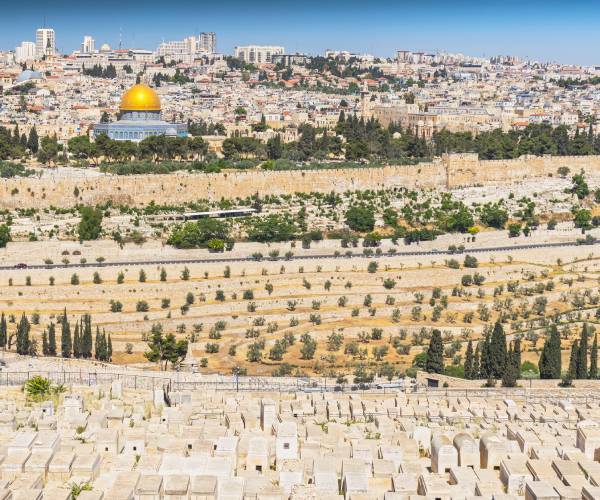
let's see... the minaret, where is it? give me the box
[360,82,370,118]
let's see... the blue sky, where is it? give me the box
[2,0,599,65]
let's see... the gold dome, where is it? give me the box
[119,84,161,111]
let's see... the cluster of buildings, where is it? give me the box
[2,371,600,499]
[1,28,600,147]
[12,28,217,65]
[14,29,56,63]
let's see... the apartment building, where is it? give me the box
[36,28,55,58]
[234,45,285,64]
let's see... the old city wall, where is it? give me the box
[0,162,446,209]
[1,153,600,209]
[445,153,600,187]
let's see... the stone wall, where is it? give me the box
[0,162,446,210]
[444,152,600,187]
[1,153,599,209]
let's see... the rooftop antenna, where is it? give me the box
[119,27,122,50]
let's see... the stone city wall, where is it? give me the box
[444,152,600,187]
[0,153,599,209]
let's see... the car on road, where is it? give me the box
[14,263,27,269]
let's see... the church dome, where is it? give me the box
[119,84,161,112]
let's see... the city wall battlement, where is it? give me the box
[0,153,599,209]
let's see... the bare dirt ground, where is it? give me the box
[0,228,597,377]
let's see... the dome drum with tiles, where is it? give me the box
[93,84,187,142]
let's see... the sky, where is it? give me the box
[1,0,600,65]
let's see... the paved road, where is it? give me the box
[0,240,592,271]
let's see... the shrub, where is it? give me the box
[24,376,51,399]
[345,205,375,232]
[463,255,478,268]
[110,300,123,313]
[78,206,103,241]
[383,278,396,289]
[167,218,230,249]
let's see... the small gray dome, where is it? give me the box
[16,70,43,84]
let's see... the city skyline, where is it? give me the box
[1,0,600,65]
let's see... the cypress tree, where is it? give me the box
[577,324,589,379]
[0,313,6,349]
[489,321,507,378]
[464,340,474,380]
[539,340,550,378]
[568,340,579,380]
[16,314,30,355]
[502,342,518,388]
[61,309,72,358]
[473,343,481,379]
[73,322,81,358]
[480,333,491,379]
[426,329,444,374]
[107,333,113,361]
[513,336,521,375]
[42,330,49,356]
[539,325,561,379]
[94,326,101,360]
[83,314,93,358]
[48,322,56,356]
[590,333,598,379]
[27,126,39,153]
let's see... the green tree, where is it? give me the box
[81,314,93,358]
[47,322,56,356]
[246,214,296,242]
[569,171,590,199]
[464,340,474,379]
[513,336,521,371]
[61,309,72,358]
[425,329,444,374]
[0,313,7,349]
[539,325,561,379]
[0,225,11,248]
[573,209,592,230]
[489,321,507,378]
[577,323,589,379]
[27,126,39,153]
[16,313,30,355]
[590,333,598,379]
[568,340,579,380]
[73,321,81,358]
[501,342,519,388]
[167,218,230,249]
[78,206,103,241]
[345,205,375,232]
[144,324,188,370]
[37,135,60,164]
[42,330,49,356]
